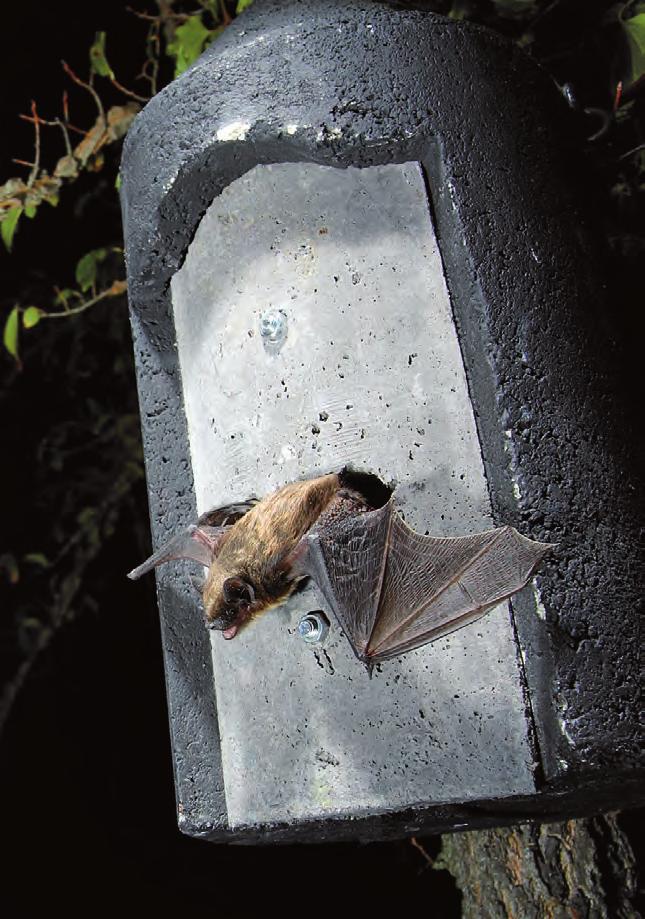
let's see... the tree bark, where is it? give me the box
[436,814,639,919]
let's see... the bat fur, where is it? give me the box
[202,472,358,638]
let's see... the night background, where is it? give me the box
[0,1,642,914]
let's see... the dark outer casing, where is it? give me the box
[120,0,644,841]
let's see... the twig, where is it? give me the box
[126,6,163,22]
[28,101,41,187]
[527,0,564,32]
[20,112,75,158]
[619,142,645,161]
[410,836,434,870]
[217,0,232,26]
[62,60,106,126]
[126,7,164,97]
[144,19,161,96]
[60,92,85,134]
[55,118,74,158]
[43,281,126,320]
[109,76,149,103]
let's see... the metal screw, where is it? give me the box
[297,611,329,645]
[259,308,288,344]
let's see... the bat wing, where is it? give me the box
[302,499,553,664]
[127,498,256,580]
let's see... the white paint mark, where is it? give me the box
[217,121,251,142]
[532,584,547,621]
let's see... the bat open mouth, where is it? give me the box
[207,616,242,639]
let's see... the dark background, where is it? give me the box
[0,1,641,914]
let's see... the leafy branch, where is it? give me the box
[0,2,252,257]
[0,79,139,254]
[3,248,126,364]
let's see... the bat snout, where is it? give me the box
[205,602,252,640]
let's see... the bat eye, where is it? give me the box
[223,576,255,606]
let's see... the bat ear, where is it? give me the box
[197,498,258,527]
[223,576,255,606]
[127,524,226,580]
[281,537,311,578]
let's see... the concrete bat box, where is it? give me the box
[120,0,643,842]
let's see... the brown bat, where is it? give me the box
[128,469,553,664]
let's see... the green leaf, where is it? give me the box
[54,288,76,307]
[167,16,212,77]
[623,13,645,85]
[115,171,122,190]
[236,0,254,11]
[0,553,19,584]
[3,306,20,359]
[90,31,114,79]
[448,0,474,19]
[22,306,42,329]
[492,0,537,14]
[1,206,22,252]
[24,552,50,568]
[75,247,108,292]
[24,203,37,219]
[77,507,97,526]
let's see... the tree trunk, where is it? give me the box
[437,814,639,919]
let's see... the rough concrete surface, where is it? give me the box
[171,160,534,827]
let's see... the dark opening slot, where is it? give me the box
[339,467,394,509]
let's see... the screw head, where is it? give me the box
[259,308,288,344]
[297,611,329,645]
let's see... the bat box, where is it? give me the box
[120,0,643,842]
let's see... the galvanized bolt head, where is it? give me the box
[297,611,330,645]
[259,308,288,343]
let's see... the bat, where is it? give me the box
[128,469,553,664]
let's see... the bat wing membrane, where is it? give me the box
[127,499,256,580]
[367,513,553,661]
[306,499,553,664]
[302,502,391,657]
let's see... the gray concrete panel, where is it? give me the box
[171,161,534,826]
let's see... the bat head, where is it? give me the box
[202,564,257,640]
